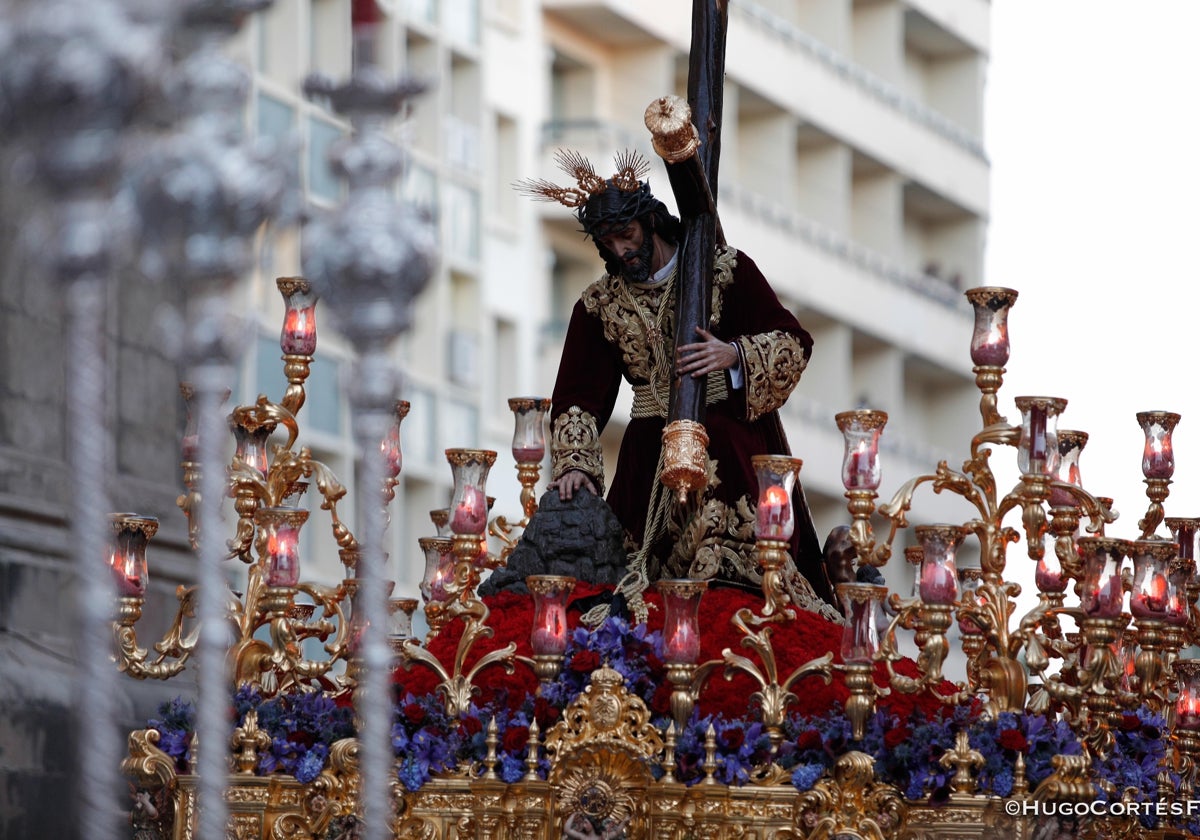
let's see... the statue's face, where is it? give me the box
[597,220,654,284]
[825,529,857,585]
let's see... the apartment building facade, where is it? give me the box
[230,0,992,597]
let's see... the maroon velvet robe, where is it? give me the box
[550,247,834,606]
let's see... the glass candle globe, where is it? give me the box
[445,449,496,536]
[107,514,158,597]
[256,506,308,587]
[658,579,707,665]
[1138,411,1181,480]
[965,287,1018,367]
[751,454,802,540]
[835,410,887,491]
[1078,537,1131,619]
[915,524,964,605]
[1015,396,1066,477]
[509,397,550,464]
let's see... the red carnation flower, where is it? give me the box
[718,726,746,751]
[503,724,530,754]
[533,696,561,730]
[883,724,910,750]
[287,730,316,747]
[402,702,426,726]
[795,730,823,751]
[570,650,602,673]
[459,716,483,736]
[997,729,1029,752]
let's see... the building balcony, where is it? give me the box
[542,0,989,217]
[719,183,973,373]
[904,0,990,57]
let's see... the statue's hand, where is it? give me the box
[676,327,737,377]
[549,469,597,501]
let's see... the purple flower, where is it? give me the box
[294,743,328,784]
[499,754,525,784]
[791,762,825,792]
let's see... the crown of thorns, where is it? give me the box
[514,149,651,209]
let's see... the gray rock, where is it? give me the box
[480,489,628,595]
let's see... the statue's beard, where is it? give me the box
[617,234,655,284]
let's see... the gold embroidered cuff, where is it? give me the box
[737,331,808,422]
[550,406,605,494]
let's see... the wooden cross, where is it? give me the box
[649,0,729,500]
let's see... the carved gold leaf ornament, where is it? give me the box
[550,407,605,492]
[737,330,808,423]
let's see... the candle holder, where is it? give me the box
[1138,411,1181,538]
[1174,660,1200,742]
[916,524,962,607]
[903,545,929,648]
[837,582,887,740]
[835,410,890,568]
[1168,518,1200,625]
[509,397,549,518]
[1165,557,1194,645]
[1079,536,1130,621]
[752,454,803,616]
[177,383,231,551]
[387,597,418,654]
[1013,397,1066,564]
[1048,429,1087,508]
[1130,538,1176,707]
[380,400,409,506]
[1014,396,1066,478]
[1071,537,1133,753]
[226,396,304,565]
[881,527,971,704]
[113,283,367,697]
[109,513,196,682]
[955,568,988,688]
[418,536,455,636]
[1130,538,1173,620]
[445,447,496,583]
[338,547,361,613]
[430,508,452,538]
[525,574,576,684]
[401,448,516,716]
[672,469,838,753]
[277,277,317,415]
[108,513,157,600]
[257,506,308,590]
[659,579,707,728]
[489,397,551,563]
[964,286,1018,426]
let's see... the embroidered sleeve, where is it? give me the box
[550,406,605,494]
[735,330,809,422]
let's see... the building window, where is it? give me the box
[307,116,344,203]
[443,182,480,261]
[257,93,295,140]
[254,337,343,436]
[403,162,438,218]
[489,113,518,220]
[444,0,479,46]
[406,0,437,27]
[403,384,436,468]
[443,398,479,449]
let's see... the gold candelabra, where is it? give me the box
[833,285,1200,782]
[107,279,418,696]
